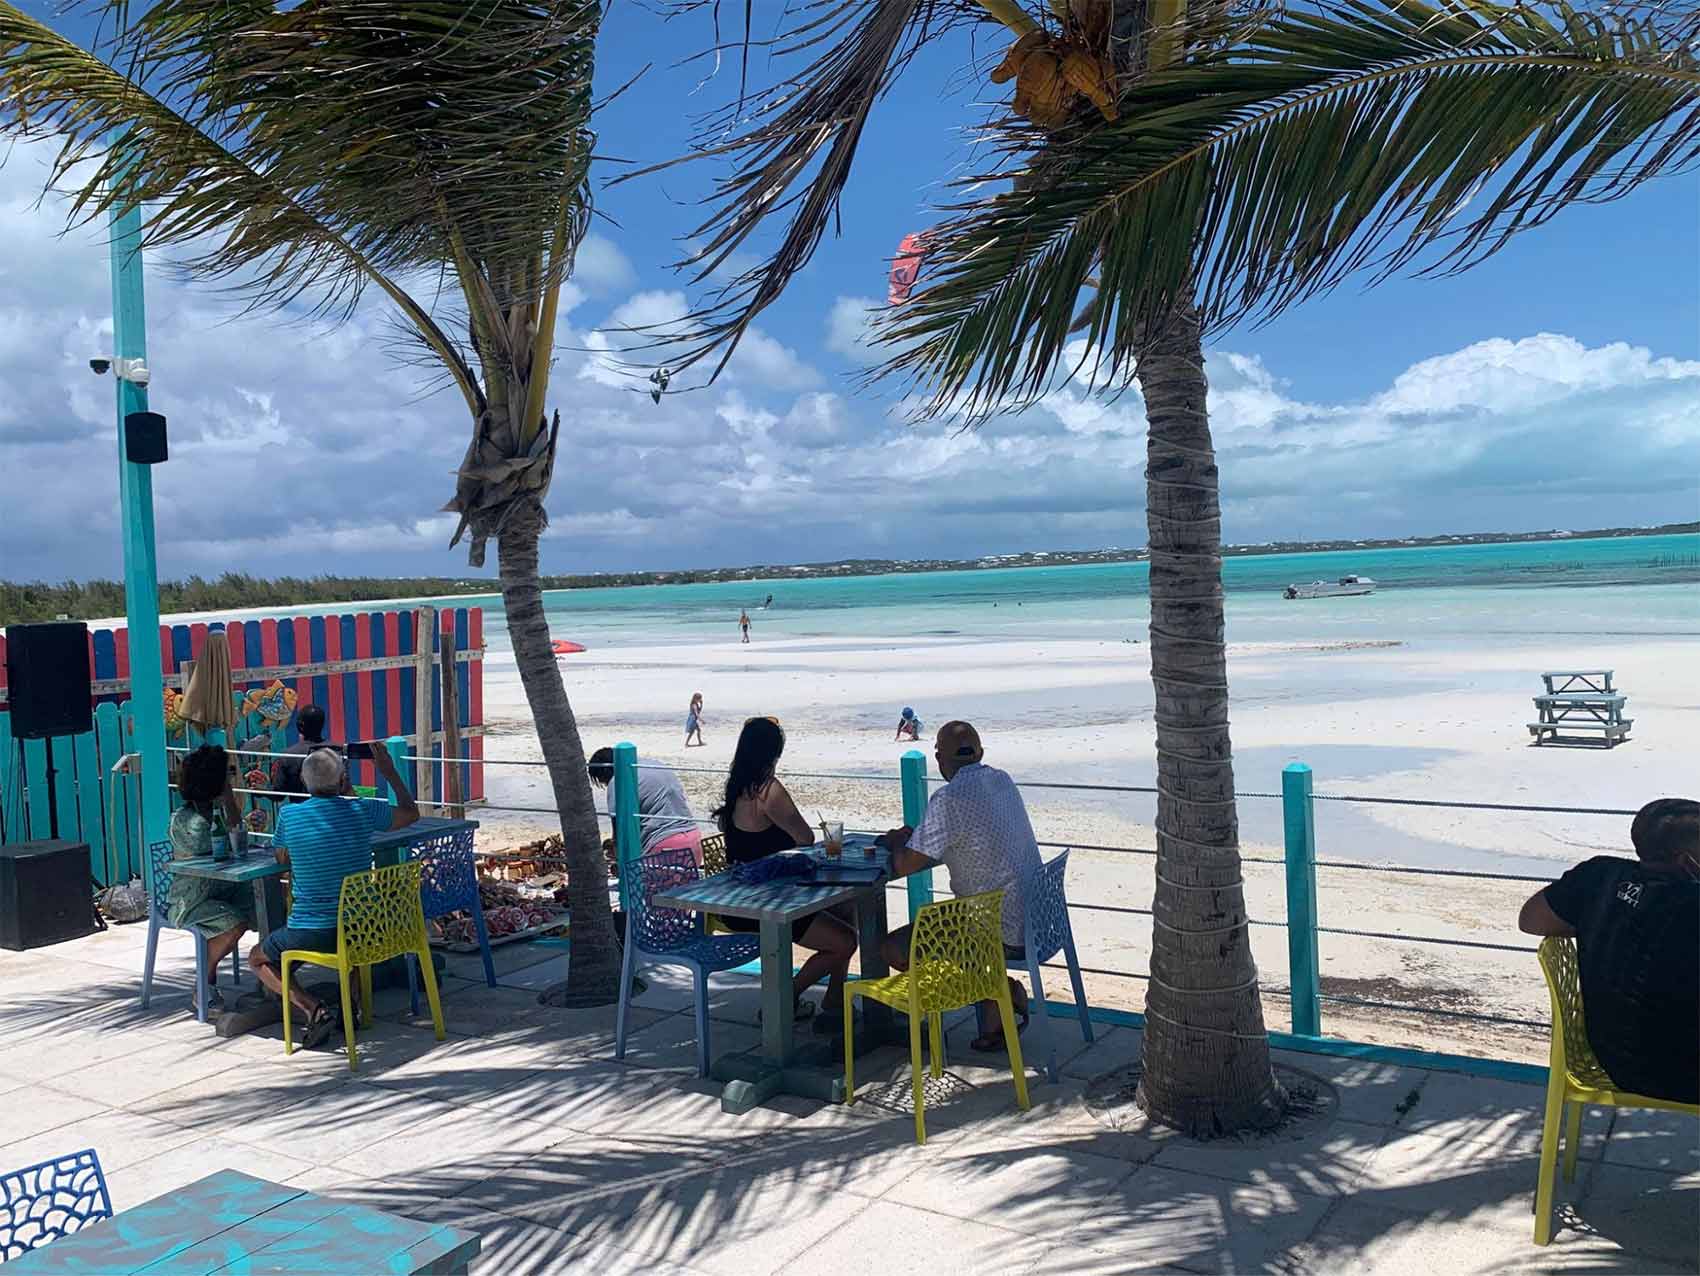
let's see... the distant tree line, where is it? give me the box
[4,520,1693,626]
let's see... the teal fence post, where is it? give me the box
[381,734,407,804]
[109,165,169,853]
[613,742,640,914]
[1283,762,1322,1037]
[900,749,932,921]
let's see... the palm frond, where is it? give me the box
[877,0,1700,418]
[617,0,999,378]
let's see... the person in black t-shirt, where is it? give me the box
[1518,797,1699,1103]
[272,703,337,802]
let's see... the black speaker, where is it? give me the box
[124,411,168,465]
[0,840,98,950]
[5,621,92,739]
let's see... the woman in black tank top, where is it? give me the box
[713,717,857,1027]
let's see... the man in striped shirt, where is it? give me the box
[248,741,418,1048]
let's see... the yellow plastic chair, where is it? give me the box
[698,833,733,935]
[844,888,1031,1144]
[282,860,445,1072]
[1533,935,1699,1244]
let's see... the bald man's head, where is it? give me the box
[934,720,983,779]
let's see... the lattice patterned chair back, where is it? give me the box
[1539,935,1611,1085]
[146,838,176,920]
[0,1149,112,1259]
[408,825,479,918]
[699,834,728,876]
[910,889,1009,1014]
[1024,849,1073,963]
[632,846,702,953]
[337,860,430,968]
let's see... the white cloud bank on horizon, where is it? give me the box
[0,140,1695,583]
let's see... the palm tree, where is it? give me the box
[641,0,1699,1134]
[0,0,624,1005]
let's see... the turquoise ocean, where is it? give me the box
[494,533,1700,655]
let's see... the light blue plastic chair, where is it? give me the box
[140,839,242,1023]
[1021,847,1095,1082]
[614,846,760,1077]
[405,824,497,1015]
[0,1149,112,1260]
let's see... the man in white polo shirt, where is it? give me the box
[877,720,1041,1052]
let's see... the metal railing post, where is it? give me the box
[381,734,407,804]
[613,742,640,915]
[900,749,932,921]
[1283,761,1322,1036]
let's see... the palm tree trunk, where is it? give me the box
[496,496,621,1006]
[1133,302,1285,1136]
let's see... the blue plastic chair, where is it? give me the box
[614,846,761,1077]
[405,825,497,1015]
[1021,847,1095,1082]
[140,839,242,1023]
[0,1149,112,1260]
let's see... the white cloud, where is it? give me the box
[1,132,1694,582]
[574,234,637,296]
[825,295,881,364]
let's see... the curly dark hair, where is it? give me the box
[177,744,228,806]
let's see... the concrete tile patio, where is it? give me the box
[1,921,1694,1275]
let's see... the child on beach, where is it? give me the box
[895,706,921,741]
[685,693,705,747]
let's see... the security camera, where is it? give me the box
[89,357,111,375]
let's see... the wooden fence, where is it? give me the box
[0,606,485,885]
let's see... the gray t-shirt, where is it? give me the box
[910,763,1042,945]
[613,765,697,853]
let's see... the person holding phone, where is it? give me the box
[248,739,419,1048]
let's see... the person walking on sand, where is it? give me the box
[739,609,751,643]
[685,692,706,747]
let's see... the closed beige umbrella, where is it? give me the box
[181,629,237,734]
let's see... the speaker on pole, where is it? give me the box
[4,621,94,740]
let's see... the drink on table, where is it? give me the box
[822,821,844,860]
[210,808,231,862]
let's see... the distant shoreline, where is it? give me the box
[2,521,1694,625]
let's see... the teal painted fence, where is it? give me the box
[0,699,142,886]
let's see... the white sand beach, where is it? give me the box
[470,626,1699,1064]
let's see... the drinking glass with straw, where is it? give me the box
[819,818,844,860]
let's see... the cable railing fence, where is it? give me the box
[196,730,1588,1058]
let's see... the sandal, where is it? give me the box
[757,998,817,1026]
[300,1003,337,1050]
[970,994,1030,1054]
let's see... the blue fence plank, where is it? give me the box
[92,629,118,703]
[21,737,49,839]
[340,614,361,746]
[370,612,390,745]
[94,702,126,876]
[73,729,104,877]
[308,616,330,741]
[49,738,79,841]
[0,712,18,842]
[398,611,416,741]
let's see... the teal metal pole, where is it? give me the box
[900,749,932,921]
[109,187,169,850]
[613,742,640,914]
[382,734,407,804]
[1283,762,1322,1037]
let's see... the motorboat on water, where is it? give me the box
[1282,575,1376,600]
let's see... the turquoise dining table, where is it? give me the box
[654,834,901,1113]
[6,1170,479,1274]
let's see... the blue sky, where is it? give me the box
[1,2,1696,582]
